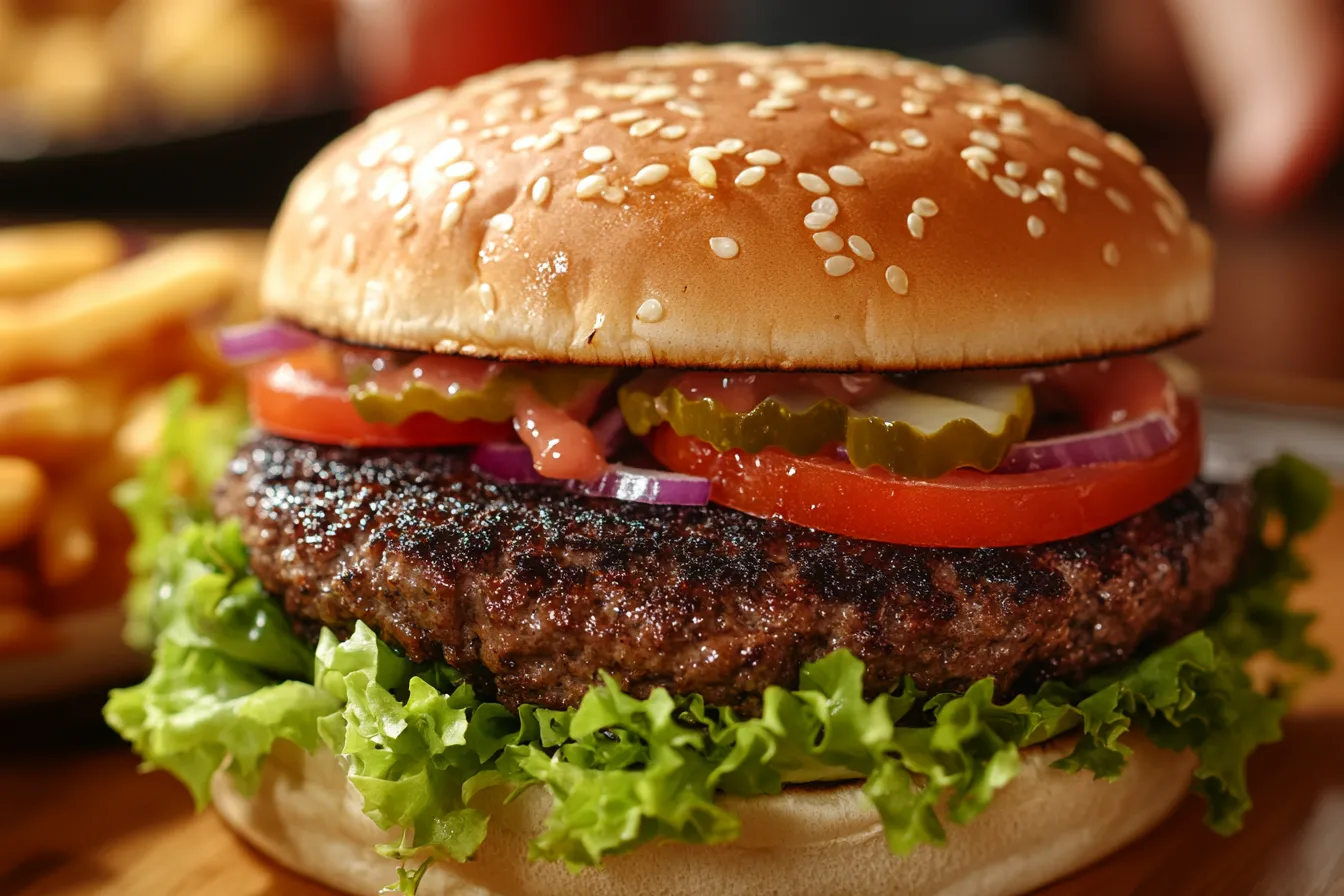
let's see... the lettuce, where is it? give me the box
[104,387,1332,890]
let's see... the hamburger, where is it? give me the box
[104,44,1331,896]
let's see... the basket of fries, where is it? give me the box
[0,221,262,702]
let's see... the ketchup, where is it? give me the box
[512,386,606,480]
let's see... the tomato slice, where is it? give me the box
[647,399,1203,548]
[247,346,515,447]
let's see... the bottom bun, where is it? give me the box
[0,604,146,704]
[213,734,1195,896]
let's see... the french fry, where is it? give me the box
[0,232,258,382]
[0,456,45,550]
[0,222,124,298]
[0,377,121,462]
[36,481,98,588]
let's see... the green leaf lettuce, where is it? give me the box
[104,388,1332,889]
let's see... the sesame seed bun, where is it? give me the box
[213,733,1195,896]
[262,44,1212,371]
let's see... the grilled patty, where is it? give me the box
[219,437,1250,711]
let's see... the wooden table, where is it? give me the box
[2,493,1342,896]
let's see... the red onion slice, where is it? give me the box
[995,413,1179,474]
[470,441,542,483]
[589,407,628,458]
[217,321,317,364]
[470,442,710,505]
[569,465,711,505]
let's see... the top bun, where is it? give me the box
[262,44,1213,371]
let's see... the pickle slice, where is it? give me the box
[619,373,1033,479]
[353,367,614,425]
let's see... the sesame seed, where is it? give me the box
[602,185,625,204]
[308,215,329,244]
[812,196,839,216]
[914,73,945,93]
[744,149,782,166]
[912,197,939,217]
[531,176,551,204]
[635,298,665,322]
[692,67,714,83]
[1068,146,1103,170]
[825,256,855,276]
[828,165,864,187]
[449,118,469,133]
[632,164,670,186]
[659,124,688,140]
[738,71,761,88]
[490,213,514,232]
[583,145,614,164]
[885,264,909,295]
[1027,215,1045,238]
[689,154,718,188]
[906,213,925,239]
[798,173,830,194]
[1074,168,1099,188]
[901,128,929,148]
[1102,242,1120,266]
[610,108,646,124]
[634,84,677,105]
[339,233,357,270]
[993,175,1022,198]
[389,145,416,166]
[1043,168,1064,186]
[735,165,766,186]
[1154,201,1181,234]
[847,235,874,261]
[1005,160,1028,179]
[717,138,746,154]
[448,180,472,201]
[1021,186,1039,204]
[855,94,877,109]
[479,283,496,314]
[966,158,990,181]
[804,212,834,230]
[510,135,537,152]
[386,178,411,208]
[1104,131,1145,165]
[535,131,562,151]
[552,118,580,135]
[357,128,402,167]
[901,100,928,116]
[443,160,477,180]
[424,137,464,169]
[763,95,797,111]
[813,231,844,252]
[576,174,607,198]
[960,146,997,164]
[870,140,899,154]
[690,145,723,159]
[669,99,705,119]
[748,107,777,120]
[629,118,663,137]
[575,105,602,121]
[439,201,463,231]
[1106,187,1132,212]
[688,84,707,99]
[970,129,1002,150]
[709,236,740,259]
[829,107,858,130]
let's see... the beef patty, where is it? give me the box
[218,437,1250,711]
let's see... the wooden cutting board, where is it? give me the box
[3,492,1342,896]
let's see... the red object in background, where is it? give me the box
[341,0,663,110]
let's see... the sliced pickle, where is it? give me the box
[619,373,1033,479]
[352,367,614,425]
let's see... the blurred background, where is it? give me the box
[1,0,1342,699]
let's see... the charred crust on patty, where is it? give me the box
[220,437,1249,712]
